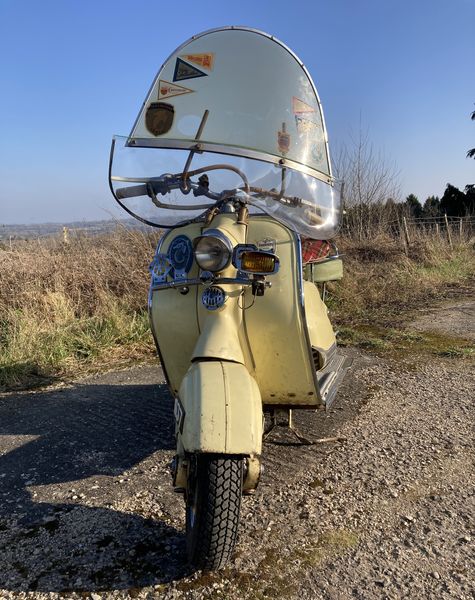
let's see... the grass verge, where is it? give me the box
[328,235,475,359]
[0,228,158,391]
[0,229,473,391]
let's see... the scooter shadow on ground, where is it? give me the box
[0,380,195,592]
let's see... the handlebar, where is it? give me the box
[115,183,148,200]
[113,166,327,227]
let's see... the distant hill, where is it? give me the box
[0,218,149,240]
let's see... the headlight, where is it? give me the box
[194,230,232,272]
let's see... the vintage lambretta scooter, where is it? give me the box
[109,27,351,570]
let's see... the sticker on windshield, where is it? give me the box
[277,122,290,154]
[295,115,318,134]
[173,58,208,82]
[292,97,316,114]
[158,80,194,100]
[180,52,214,70]
[146,102,174,136]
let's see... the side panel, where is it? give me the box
[245,217,324,405]
[178,361,263,455]
[303,280,336,353]
[149,223,202,395]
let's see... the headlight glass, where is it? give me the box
[194,235,232,272]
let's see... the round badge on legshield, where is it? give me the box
[168,235,193,274]
[202,286,227,310]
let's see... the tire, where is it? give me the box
[186,454,243,570]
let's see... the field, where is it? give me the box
[0,223,473,391]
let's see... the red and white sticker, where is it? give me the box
[180,52,215,70]
[292,96,316,114]
[158,80,194,100]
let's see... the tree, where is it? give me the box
[467,105,475,159]
[334,128,400,207]
[464,185,475,214]
[422,195,440,217]
[404,194,423,218]
[333,127,401,238]
[440,184,468,217]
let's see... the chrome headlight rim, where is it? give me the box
[193,230,233,272]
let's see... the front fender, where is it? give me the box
[177,360,262,455]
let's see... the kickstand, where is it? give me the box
[264,409,314,446]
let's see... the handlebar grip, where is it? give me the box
[115,184,149,200]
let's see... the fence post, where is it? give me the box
[435,222,440,236]
[459,217,463,240]
[444,213,453,249]
[402,216,411,248]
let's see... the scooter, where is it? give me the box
[109,26,351,570]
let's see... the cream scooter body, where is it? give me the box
[149,213,338,487]
[110,25,350,570]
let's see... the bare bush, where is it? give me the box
[333,128,401,239]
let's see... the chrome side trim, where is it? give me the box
[150,276,252,291]
[317,355,353,409]
[293,231,323,405]
[148,231,175,395]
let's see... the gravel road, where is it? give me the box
[0,302,473,599]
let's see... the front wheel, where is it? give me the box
[186,454,243,570]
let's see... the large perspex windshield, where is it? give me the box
[109,27,341,238]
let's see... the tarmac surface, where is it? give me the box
[0,301,473,599]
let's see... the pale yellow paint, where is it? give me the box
[150,214,338,414]
[178,361,262,454]
[306,258,343,283]
[303,280,336,353]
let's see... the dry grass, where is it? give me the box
[329,230,475,356]
[331,232,475,325]
[0,225,473,391]
[0,227,159,389]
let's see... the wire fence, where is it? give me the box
[341,211,475,246]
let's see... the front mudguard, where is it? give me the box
[177,360,263,456]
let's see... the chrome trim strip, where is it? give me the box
[293,231,323,405]
[127,137,333,185]
[148,231,175,395]
[150,276,252,291]
[128,26,333,178]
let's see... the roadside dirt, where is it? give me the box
[410,299,475,341]
[0,303,473,599]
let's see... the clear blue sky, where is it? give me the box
[0,0,473,224]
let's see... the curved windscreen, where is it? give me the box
[130,27,332,181]
[109,136,341,238]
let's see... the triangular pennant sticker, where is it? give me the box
[180,53,214,70]
[173,58,208,82]
[292,96,316,114]
[158,80,194,100]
